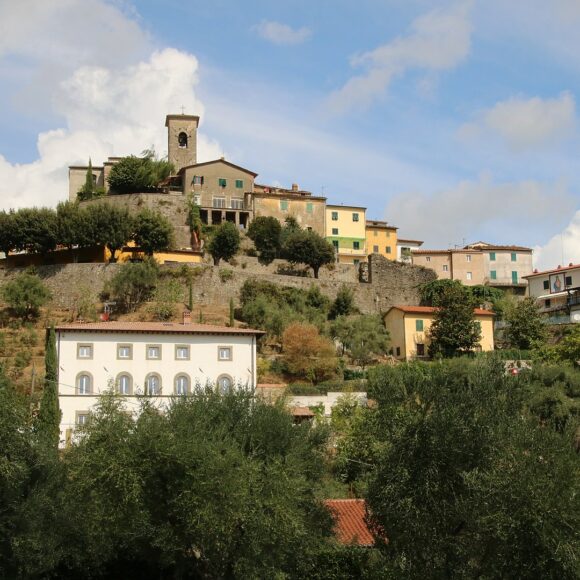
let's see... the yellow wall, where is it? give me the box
[326,205,367,264]
[366,225,397,260]
[384,309,495,360]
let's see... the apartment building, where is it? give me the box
[365,220,398,260]
[325,205,367,265]
[411,249,484,286]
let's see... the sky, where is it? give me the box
[0,0,579,269]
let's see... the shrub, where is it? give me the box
[1,272,52,319]
[208,222,240,266]
[106,259,159,312]
[219,269,234,283]
[107,151,174,194]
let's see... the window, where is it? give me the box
[490,270,497,280]
[352,213,359,222]
[386,246,392,254]
[331,211,338,221]
[416,319,424,332]
[117,344,132,360]
[332,240,339,250]
[373,245,379,253]
[218,178,227,187]
[230,198,244,209]
[466,255,472,262]
[543,280,549,290]
[396,347,401,357]
[373,230,378,237]
[332,228,339,235]
[490,252,496,261]
[218,346,232,361]
[77,344,93,359]
[212,197,226,209]
[353,259,360,265]
[145,374,161,396]
[117,374,132,395]
[217,374,233,394]
[178,132,188,148]
[306,202,313,214]
[192,175,204,185]
[175,345,190,360]
[91,174,97,185]
[77,373,92,395]
[353,241,360,250]
[426,256,431,262]
[512,271,518,284]
[76,412,89,426]
[565,276,573,286]
[280,200,288,211]
[386,231,391,238]
[416,344,425,357]
[466,272,472,281]
[511,252,517,262]
[174,374,190,396]
[545,299,551,308]
[442,264,448,272]
[146,345,161,360]
[235,179,244,189]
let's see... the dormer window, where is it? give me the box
[178,132,188,148]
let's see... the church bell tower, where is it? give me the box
[165,113,199,172]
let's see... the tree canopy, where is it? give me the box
[208,221,240,266]
[133,208,174,256]
[107,151,174,194]
[1,272,52,319]
[282,229,335,278]
[247,216,282,265]
[504,296,548,350]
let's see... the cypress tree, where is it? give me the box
[84,158,94,195]
[229,298,235,327]
[36,326,61,451]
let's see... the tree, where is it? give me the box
[420,278,465,306]
[56,201,83,251]
[328,285,355,320]
[107,151,174,194]
[282,322,338,383]
[13,208,58,254]
[208,221,240,266]
[554,325,580,363]
[106,259,159,312]
[185,193,203,250]
[1,272,52,319]
[76,158,105,201]
[247,216,282,265]
[35,327,61,451]
[504,297,548,350]
[428,283,481,357]
[84,203,134,262]
[282,229,335,278]
[0,210,17,257]
[133,208,173,256]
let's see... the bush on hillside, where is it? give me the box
[106,259,159,312]
[1,272,52,319]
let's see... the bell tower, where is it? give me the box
[165,113,199,172]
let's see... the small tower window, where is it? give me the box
[178,132,188,148]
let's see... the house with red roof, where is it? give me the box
[324,499,375,547]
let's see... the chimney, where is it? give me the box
[182,310,192,325]
[291,183,299,192]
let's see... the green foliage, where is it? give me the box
[1,272,52,319]
[208,221,241,265]
[328,285,356,320]
[106,259,159,312]
[420,278,465,306]
[229,297,234,327]
[150,278,182,321]
[247,216,282,264]
[133,208,174,256]
[56,201,83,250]
[219,268,234,282]
[554,325,580,362]
[107,151,175,194]
[14,207,59,254]
[332,315,390,368]
[282,229,335,278]
[0,210,16,256]
[77,159,106,201]
[504,297,548,350]
[84,202,134,261]
[428,283,481,357]
[185,193,203,249]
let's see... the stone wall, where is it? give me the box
[0,254,436,315]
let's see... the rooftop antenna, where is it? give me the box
[180,105,185,115]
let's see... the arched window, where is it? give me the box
[145,373,162,396]
[77,373,92,395]
[174,374,190,396]
[178,132,188,148]
[117,373,133,395]
[217,374,233,395]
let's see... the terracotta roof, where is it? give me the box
[178,158,258,177]
[55,321,265,335]
[412,249,479,255]
[387,305,495,317]
[523,263,580,278]
[465,242,533,252]
[397,238,423,245]
[324,499,374,546]
[291,406,315,417]
[366,220,399,230]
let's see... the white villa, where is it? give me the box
[56,316,264,445]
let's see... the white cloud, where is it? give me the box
[534,210,580,270]
[329,1,473,112]
[254,20,311,45]
[0,48,222,210]
[384,174,576,249]
[459,92,576,150]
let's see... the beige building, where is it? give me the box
[365,220,398,260]
[523,263,580,323]
[251,183,327,236]
[397,238,423,263]
[384,305,495,360]
[326,205,367,265]
[411,249,484,286]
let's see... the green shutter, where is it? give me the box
[416,320,424,331]
[235,179,243,189]
[218,178,227,187]
[353,241,360,250]
[306,202,313,214]
[280,200,288,211]
[490,270,497,280]
[511,252,517,261]
[512,271,518,284]
[332,211,338,221]
[490,252,496,261]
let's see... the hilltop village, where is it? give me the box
[0,113,578,577]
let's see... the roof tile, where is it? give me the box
[324,499,374,546]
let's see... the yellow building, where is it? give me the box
[326,204,367,265]
[384,305,495,360]
[365,220,398,260]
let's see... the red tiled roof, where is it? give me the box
[324,499,374,546]
[412,249,479,255]
[465,242,533,252]
[523,263,580,278]
[388,305,495,317]
[55,321,265,335]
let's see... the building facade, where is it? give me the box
[523,263,580,323]
[411,249,485,286]
[365,220,398,260]
[325,205,367,265]
[384,305,495,360]
[56,319,263,446]
[397,238,423,263]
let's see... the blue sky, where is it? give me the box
[1,0,580,268]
